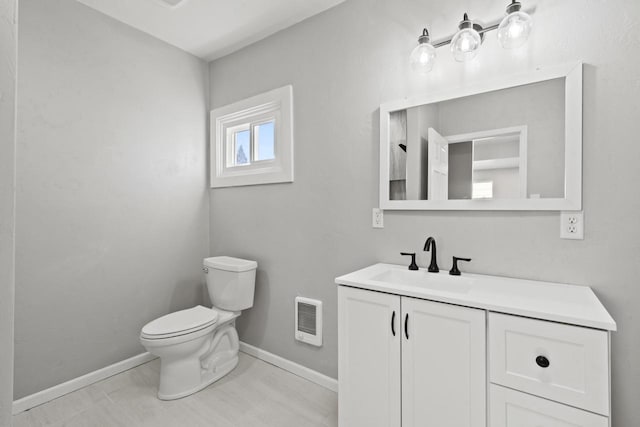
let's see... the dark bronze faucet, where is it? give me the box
[423,237,439,273]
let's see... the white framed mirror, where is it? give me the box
[379,62,582,210]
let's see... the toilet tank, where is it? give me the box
[203,256,257,311]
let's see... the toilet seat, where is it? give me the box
[141,305,218,340]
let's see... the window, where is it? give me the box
[210,85,293,188]
[472,181,494,199]
[225,120,275,168]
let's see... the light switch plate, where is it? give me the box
[372,208,384,228]
[560,211,584,239]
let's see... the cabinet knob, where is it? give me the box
[536,355,550,368]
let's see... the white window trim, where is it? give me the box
[210,85,293,188]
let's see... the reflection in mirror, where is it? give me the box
[389,78,565,201]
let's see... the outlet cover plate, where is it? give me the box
[372,208,384,228]
[560,211,584,240]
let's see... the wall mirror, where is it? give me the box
[379,63,582,210]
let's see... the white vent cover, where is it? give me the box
[295,297,322,347]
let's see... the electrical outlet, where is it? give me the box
[372,208,384,228]
[560,211,584,240]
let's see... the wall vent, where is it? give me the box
[295,297,322,347]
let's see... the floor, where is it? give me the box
[13,353,338,427]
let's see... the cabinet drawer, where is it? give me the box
[489,313,609,415]
[489,384,608,427]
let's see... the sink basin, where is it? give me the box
[370,267,472,293]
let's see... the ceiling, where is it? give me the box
[76,0,346,61]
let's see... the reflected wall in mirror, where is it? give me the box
[380,63,582,210]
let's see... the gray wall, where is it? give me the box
[14,0,210,398]
[0,0,17,422]
[208,0,640,424]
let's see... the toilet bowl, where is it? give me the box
[140,256,257,400]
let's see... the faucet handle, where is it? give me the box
[400,252,419,270]
[449,257,471,276]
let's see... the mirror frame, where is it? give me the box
[379,62,583,211]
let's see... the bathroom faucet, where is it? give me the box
[423,237,439,273]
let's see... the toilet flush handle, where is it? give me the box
[202,267,209,273]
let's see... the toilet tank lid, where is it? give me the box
[204,256,257,272]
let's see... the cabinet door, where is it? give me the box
[338,286,401,427]
[402,297,486,427]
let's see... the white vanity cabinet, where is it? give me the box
[336,264,616,427]
[338,286,486,427]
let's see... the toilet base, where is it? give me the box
[149,314,242,401]
[158,354,239,400]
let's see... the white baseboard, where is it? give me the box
[12,352,157,415]
[239,341,338,393]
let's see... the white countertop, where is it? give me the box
[335,263,616,331]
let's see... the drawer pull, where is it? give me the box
[536,355,550,368]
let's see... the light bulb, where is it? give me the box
[410,28,437,74]
[410,43,436,74]
[451,28,482,62]
[497,1,533,49]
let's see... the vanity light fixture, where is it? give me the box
[410,0,533,73]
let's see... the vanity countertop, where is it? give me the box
[335,263,616,331]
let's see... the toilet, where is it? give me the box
[140,256,257,400]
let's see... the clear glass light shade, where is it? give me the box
[497,11,533,48]
[450,28,482,62]
[410,42,437,74]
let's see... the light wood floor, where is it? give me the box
[13,353,338,427]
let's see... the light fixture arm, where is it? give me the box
[433,21,496,48]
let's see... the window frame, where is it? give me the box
[210,85,293,188]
